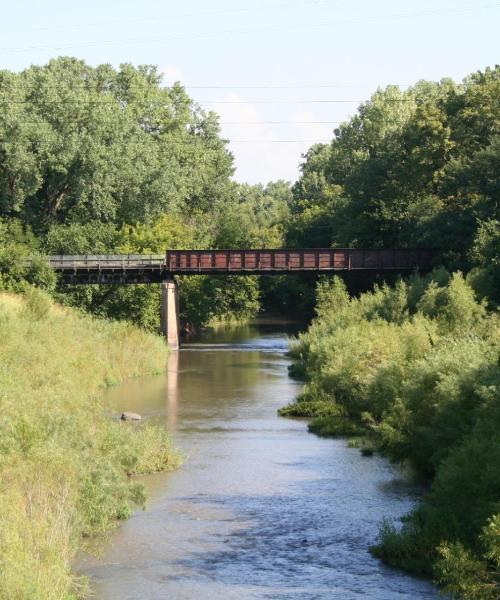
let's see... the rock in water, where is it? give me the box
[121,412,142,421]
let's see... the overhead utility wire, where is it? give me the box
[201,99,414,104]
[221,121,342,124]
[1,2,498,53]
[0,120,344,126]
[1,0,340,34]
[0,137,333,143]
[0,99,416,105]
[224,139,333,143]
[182,84,413,89]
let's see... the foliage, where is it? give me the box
[278,398,345,418]
[308,416,366,437]
[289,67,499,273]
[468,219,500,307]
[43,214,196,331]
[0,219,56,293]
[214,181,290,248]
[42,210,274,330]
[282,272,500,596]
[179,275,261,327]
[0,290,180,598]
[280,64,500,597]
[435,515,500,600]
[0,55,499,599]
[0,58,233,229]
[0,58,296,330]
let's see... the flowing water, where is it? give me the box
[79,322,438,599]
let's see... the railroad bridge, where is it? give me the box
[35,248,435,349]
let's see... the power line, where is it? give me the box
[0,136,331,144]
[183,84,413,89]
[202,99,414,104]
[0,0,340,34]
[0,99,415,105]
[221,121,342,124]
[227,140,332,143]
[0,2,497,54]
[0,120,342,126]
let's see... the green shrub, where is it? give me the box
[435,515,500,600]
[361,446,375,456]
[282,272,500,595]
[371,518,432,575]
[22,286,51,320]
[308,416,366,437]
[278,399,343,418]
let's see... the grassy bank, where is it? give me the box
[280,274,500,599]
[0,289,180,599]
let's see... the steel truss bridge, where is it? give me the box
[30,248,436,284]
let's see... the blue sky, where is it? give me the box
[1,0,498,184]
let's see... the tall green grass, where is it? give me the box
[0,289,180,599]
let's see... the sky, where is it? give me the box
[0,0,498,184]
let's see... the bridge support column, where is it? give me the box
[160,279,180,350]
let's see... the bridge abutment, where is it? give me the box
[160,279,180,350]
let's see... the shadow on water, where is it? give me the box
[78,320,438,600]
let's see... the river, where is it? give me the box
[79,321,438,599]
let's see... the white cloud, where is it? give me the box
[159,64,186,86]
[214,95,333,184]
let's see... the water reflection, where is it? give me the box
[167,350,179,431]
[80,322,438,599]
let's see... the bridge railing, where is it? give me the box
[166,248,435,272]
[25,254,165,269]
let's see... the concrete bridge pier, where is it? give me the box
[160,279,180,350]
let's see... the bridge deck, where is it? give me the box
[27,249,435,284]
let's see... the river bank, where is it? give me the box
[280,275,500,598]
[0,290,180,599]
[79,322,437,599]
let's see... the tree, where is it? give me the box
[0,58,234,229]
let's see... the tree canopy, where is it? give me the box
[0,57,234,229]
[288,67,499,279]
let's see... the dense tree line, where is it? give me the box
[288,66,499,304]
[1,59,499,597]
[1,61,498,321]
[0,57,292,327]
[0,57,233,226]
[279,65,499,600]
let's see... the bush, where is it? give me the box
[22,286,51,320]
[308,416,366,437]
[278,399,343,418]
[435,515,500,600]
[280,272,500,595]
